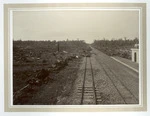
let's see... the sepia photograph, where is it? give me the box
[4,3,146,112]
[13,9,140,105]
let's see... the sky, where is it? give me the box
[13,10,139,43]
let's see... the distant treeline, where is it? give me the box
[93,38,138,48]
[13,40,88,61]
[13,39,90,65]
[13,40,87,52]
[92,38,139,59]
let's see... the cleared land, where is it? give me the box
[13,40,139,105]
[13,40,89,105]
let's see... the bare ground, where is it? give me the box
[14,47,139,105]
[14,58,82,105]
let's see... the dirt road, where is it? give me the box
[69,47,139,105]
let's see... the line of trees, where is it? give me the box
[93,37,138,48]
[13,40,89,64]
[92,37,139,59]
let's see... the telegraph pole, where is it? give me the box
[57,41,59,52]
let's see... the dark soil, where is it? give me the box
[13,40,89,105]
[14,58,81,105]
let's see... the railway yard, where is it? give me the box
[13,40,139,105]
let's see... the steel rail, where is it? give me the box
[89,57,97,104]
[80,57,87,104]
[106,64,139,102]
[97,59,127,104]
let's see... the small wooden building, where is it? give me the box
[131,44,139,63]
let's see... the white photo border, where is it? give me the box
[4,3,147,112]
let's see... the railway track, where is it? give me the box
[77,57,98,105]
[13,49,139,105]
[95,57,139,104]
[73,51,139,105]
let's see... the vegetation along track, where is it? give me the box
[78,56,97,105]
